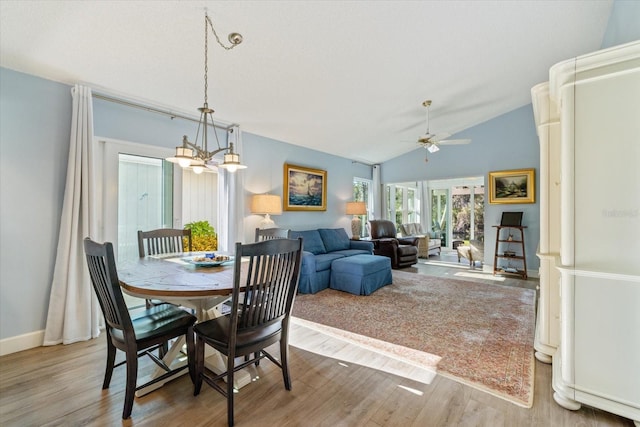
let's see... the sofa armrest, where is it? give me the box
[370,238,399,260]
[349,240,374,253]
[299,251,317,275]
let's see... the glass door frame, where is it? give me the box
[428,176,484,248]
[98,137,183,257]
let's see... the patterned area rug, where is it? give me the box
[291,270,536,407]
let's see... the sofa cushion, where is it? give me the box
[314,253,346,271]
[290,230,326,255]
[318,228,351,252]
[331,248,372,258]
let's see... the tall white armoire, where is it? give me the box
[534,40,640,424]
[531,82,561,364]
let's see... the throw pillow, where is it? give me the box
[318,228,350,252]
[290,230,327,255]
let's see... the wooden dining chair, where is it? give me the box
[254,227,290,242]
[137,228,193,313]
[193,237,303,427]
[83,237,197,419]
[137,228,192,258]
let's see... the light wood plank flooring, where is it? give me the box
[0,256,634,426]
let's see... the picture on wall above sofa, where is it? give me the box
[283,163,327,211]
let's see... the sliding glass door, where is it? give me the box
[429,177,484,248]
[451,184,485,241]
[117,154,174,262]
[431,188,449,246]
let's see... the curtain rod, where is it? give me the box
[352,160,375,167]
[92,92,237,131]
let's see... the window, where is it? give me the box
[385,183,420,230]
[353,177,372,238]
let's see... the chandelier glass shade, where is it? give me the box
[166,13,245,174]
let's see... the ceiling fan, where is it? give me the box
[418,100,471,159]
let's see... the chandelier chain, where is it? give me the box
[204,15,208,105]
[205,15,241,51]
[165,12,246,173]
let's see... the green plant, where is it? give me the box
[184,220,216,237]
[184,220,218,251]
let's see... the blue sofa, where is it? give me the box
[289,228,374,294]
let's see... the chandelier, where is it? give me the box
[167,13,246,174]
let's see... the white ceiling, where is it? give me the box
[0,1,613,164]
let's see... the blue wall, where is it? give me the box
[601,0,640,49]
[0,68,72,340]
[242,132,372,242]
[381,105,540,272]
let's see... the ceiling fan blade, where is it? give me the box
[431,132,451,142]
[438,138,472,145]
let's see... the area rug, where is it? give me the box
[291,270,536,407]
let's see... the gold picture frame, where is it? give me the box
[283,163,327,211]
[488,168,535,204]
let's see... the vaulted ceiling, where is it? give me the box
[0,1,613,164]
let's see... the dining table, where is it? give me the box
[117,251,255,396]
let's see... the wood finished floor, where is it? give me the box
[0,255,634,426]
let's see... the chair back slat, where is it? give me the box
[84,238,133,335]
[231,238,302,333]
[254,228,291,242]
[138,229,192,257]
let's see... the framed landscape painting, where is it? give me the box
[488,168,535,204]
[283,163,327,211]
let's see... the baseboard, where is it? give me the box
[0,330,44,356]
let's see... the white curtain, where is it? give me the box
[419,181,432,233]
[43,85,101,345]
[372,164,382,219]
[217,125,245,251]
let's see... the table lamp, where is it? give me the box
[251,194,282,229]
[346,201,367,240]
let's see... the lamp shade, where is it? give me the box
[346,201,367,215]
[251,194,282,215]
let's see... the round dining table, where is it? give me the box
[118,252,239,321]
[117,252,254,395]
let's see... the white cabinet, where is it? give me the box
[543,41,640,424]
[531,82,561,363]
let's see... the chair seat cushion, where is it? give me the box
[110,304,196,343]
[397,245,418,256]
[194,315,282,353]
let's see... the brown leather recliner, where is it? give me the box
[369,220,419,269]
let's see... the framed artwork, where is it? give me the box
[283,163,327,211]
[488,168,535,204]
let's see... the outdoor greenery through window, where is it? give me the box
[353,177,372,238]
[386,177,484,248]
[451,185,484,241]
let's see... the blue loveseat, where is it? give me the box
[289,228,374,294]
